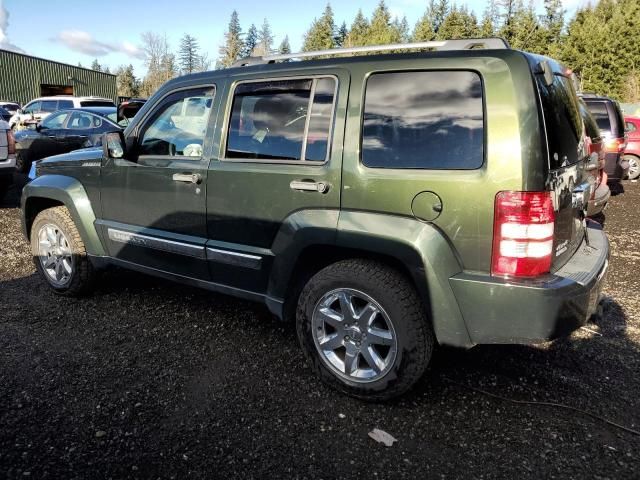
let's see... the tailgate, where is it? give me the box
[534,67,589,271]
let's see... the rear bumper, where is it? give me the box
[449,221,609,344]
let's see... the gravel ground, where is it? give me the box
[1,176,639,479]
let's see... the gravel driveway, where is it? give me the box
[1,177,639,479]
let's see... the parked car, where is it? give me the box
[0,107,12,122]
[579,99,610,216]
[579,93,629,181]
[623,116,640,180]
[22,39,609,400]
[117,98,146,127]
[0,101,20,116]
[0,119,16,200]
[14,107,121,173]
[9,96,116,130]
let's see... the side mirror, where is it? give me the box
[17,108,23,115]
[102,131,126,159]
[35,123,42,132]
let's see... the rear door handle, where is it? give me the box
[173,173,202,184]
[290,180,330,193]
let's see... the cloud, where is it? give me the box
[54,29,145,59]
[0,0,25,53]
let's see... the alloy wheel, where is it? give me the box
[312,288,398,383]
[37,223,73,286]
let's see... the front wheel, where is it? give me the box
[31,206,97,296]
[15,152,31,174]
[296,259,434,401]
[624,154,640,180]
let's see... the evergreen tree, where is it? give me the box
[179,34,200,74]
[334,21,348,47]
[430,0,450,33]
[480,0,499,37]
[254,18,274,56]
[367,1,400,45]
[345,9,369,47]
[278,36,292,54]
[393,16,410,43]
[243,24,258,57]
[412,10,435,41]
[506,1,543,51]
[218,10,244,67]
[437,5,479,40]
[115,64,139,97]
[90,59,102,72]
[302,3,336,52]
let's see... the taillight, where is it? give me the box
[491,191,555,277]
[604,137,626,153]
[7,130,15,155]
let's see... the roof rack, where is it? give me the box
[233,37,510,67]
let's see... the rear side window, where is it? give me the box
[40,100,58,113]
[57,100,74,109]
[627,121,637,133]
[361,71,484,169]
[536,75,584,169]
[584,101,612,132]
[226,77,337,162]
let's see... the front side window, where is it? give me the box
[41,111,69,129]
[138,87,214,158]
[24,101,41,114]
[362,71,484,169]
[226,77,336,162]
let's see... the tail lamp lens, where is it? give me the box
[491,191,555,277]
[7,129,15,155]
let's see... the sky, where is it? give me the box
[0,0,588,77]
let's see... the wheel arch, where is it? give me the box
[268,210,474,348]
[21,175,106,256]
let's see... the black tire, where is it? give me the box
[15,151,30,174]
[296,259,434,401]
[31,206,97,296]
[0,176,10,201]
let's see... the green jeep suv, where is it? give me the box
[21,39,609,400]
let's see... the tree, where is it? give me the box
[480,0,499,37]
[334,21,348,47]
[367,1,400,45]
[436,5,479,40]
[278,35,292,54]
[243,23,258,57]
[90,59,102,72]
[413,10,435,41]
[345,9,369,47]
[140,32,177,97]
[115,64,139,97]
[179,34,200,74]
[218,10,244,67]
[430,0,450,33]
[254,18,274,56]
[302,3,336,52]
[393,16,410,43]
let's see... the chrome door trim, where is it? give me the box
[107,228,205,259]
[206,247,262,270]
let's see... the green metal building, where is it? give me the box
[0,49,117,106]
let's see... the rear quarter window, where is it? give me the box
[584,101,612,133]
[361,70,484,169]
[537,75,584,169]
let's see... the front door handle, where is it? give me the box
[290,180,330,193]
[173,173,202,184]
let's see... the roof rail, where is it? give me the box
[232,38,510,67]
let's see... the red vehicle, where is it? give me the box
[624,116,640,180]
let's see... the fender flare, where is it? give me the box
[21,175,106,256]
[267,209,473,348]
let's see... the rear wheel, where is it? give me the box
[296,259,434,401]
[31,206,97,296]
[624,154,640,180]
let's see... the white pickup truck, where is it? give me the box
[0,119,16,200]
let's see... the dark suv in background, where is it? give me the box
[580,93,629,181]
